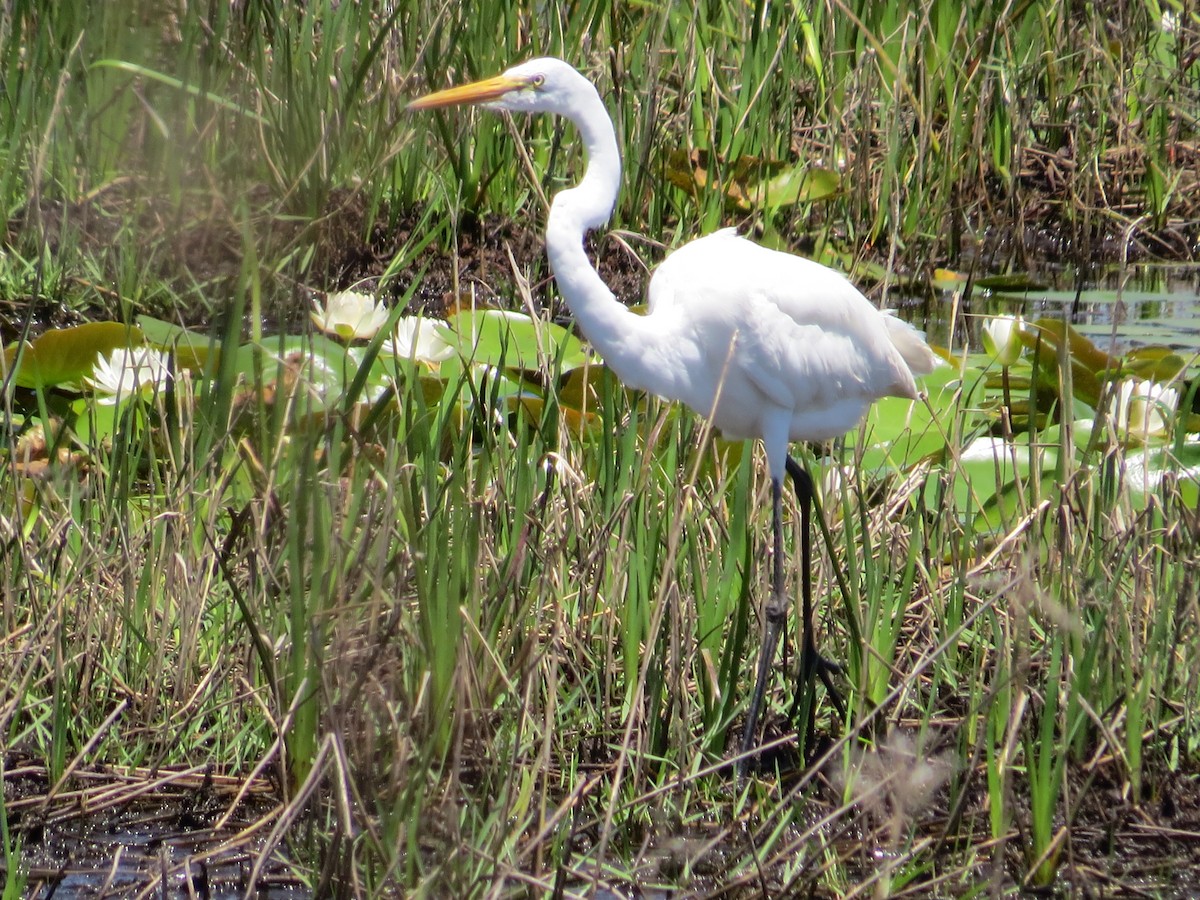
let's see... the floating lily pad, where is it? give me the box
[137,314,219,370]
[664,148,839,212]
[233,336,355,412]
[1124,346,1188,381]
[753,163,840,209]
[2,322,143,389]
[852,363,966,469]
[557,363,624,415]
[447,309,586,370]
[959,437,1061,534]
[975,273,1048,291]
[1116,442,1200,499]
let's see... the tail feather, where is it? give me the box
[881,310,941,376]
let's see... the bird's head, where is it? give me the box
[407,57,589,118]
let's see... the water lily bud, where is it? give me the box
[980,315,1024,366]
[1110,377,1177,442]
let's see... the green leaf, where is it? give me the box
[71,395,121,446]
[137,314,219,370]
[235,335,356,412]
[2,323,143,389]
[90,59,268,123]
[557,363,624,415]
[1121,443,1200,498]
[1124,346,1187,381]
[953,436,1060,534]
[664,149,839,212]
[1017,318,1122,407]
[975,273,1048,291]
[753,164,840,209]
[447,310,586,370]
[852,363,966,469]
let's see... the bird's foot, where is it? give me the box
[792,644,847,753]
[806,650,846,722]
[800,640,846,714]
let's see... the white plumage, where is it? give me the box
[643,228,925,442]
[410,57,938,772]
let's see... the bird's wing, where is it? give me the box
[645,228,739,316]
[648,230,920,408]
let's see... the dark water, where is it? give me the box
[985,264,1200,353]
[11,798,310,899]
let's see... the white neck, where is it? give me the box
[542,77,677,396]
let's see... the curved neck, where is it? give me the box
[549,84,622,232]
[544,81,672,394]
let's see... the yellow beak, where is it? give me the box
[406,74,529,111]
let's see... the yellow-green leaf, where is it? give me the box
[2,322,143,389]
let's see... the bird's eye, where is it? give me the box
[529,74,546,89]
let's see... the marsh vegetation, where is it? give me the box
[2,1,1200,896]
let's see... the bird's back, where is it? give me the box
[645,230,937,443]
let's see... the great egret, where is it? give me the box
[408,57,939,773]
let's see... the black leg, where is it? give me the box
[737,476,788,777]
[738,458,847,777]
[785,456,846,746]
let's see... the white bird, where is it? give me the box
[408,57,939,773]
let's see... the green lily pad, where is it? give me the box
[2,322,144,389]
[852,363,968,469]
[137,314,218,370]
[664,149,839,213]
[557,363,624,415]
[1123,345,1188,381]
[1120,442,1200,499]
[975,273,1048,291]
[753,164,840,209]
[233,335,356,412]
[447,309,586,370]
[953,435,1060,534]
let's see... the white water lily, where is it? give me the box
[85,347,173,405]
[383,316,455,364]
[312,290,390,341]
[980,314,1025,366]
[1109,377,1177,442]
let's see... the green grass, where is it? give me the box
[3,0,1200,895]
